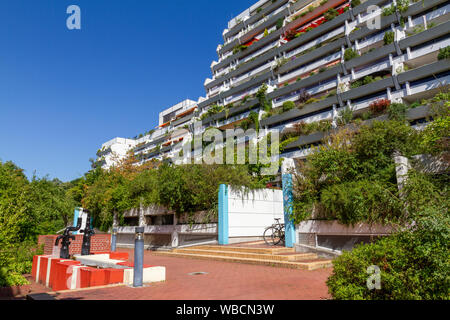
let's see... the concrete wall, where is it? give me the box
[227,188,284,238]
[295,220,394,254]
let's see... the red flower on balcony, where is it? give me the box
[369,99,391,114]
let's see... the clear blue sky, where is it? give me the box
[0,0,255,182]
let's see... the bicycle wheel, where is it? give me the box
[271,229,282,246]
[263,227,278,246]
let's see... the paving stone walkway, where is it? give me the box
[0,248,332,300]
[55,248,332,300]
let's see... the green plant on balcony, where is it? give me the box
[297,90,312,109]
[282,101,295,113]
[233,45,248,54]
[388,103,410,121]
[351,75,382,89]
[369,99,391,115]
[350,0,361,8]
[383,0,409,17]
[305,98,318,105]
[396,0,410,13]
[337,106,354,126]
[344,48,360,61]
[384,31,395,45]
[276,17,284,30]
[438,46,450,60]
[320,0,329,5]
[238,111,260,132]
[382,4,397,17]
[407,24,425,37]
[324,8,339,22]
[325,89,337,98]
[285,29,298,41]
[256,84,272,112]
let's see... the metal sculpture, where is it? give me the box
[81,211,95,256]
[55,218,82,259]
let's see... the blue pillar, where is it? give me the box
[111,228,117,252]
[282,174,296,248]
[133,227,144,287]
[218,184,229,245]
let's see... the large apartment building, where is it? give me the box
[96,0,450,170]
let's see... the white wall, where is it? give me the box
[228,188,284,238]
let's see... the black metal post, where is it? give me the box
[81,212,95,256]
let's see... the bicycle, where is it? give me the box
[263,218,285,246]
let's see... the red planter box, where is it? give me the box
[104,268,125,285]
[79,267,107,288]
[52,261,81,291]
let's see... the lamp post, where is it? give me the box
[111,228,117,252]
[133,227,144,287]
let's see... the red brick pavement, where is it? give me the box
[54,248,333,300]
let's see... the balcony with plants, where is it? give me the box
[284,25,345,61]
[221,8,287,57]
[213,0,352,84]
[276,49,342,87]
[276,86,449,163]
[283,0,350,43]
[223,0,290,46]
[402,22,450,66]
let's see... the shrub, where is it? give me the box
[369,99,391,114]
[351,0,361,7]
[344,48,359,61]
[419,115,450,155]
[305,98,318,105]
[256,84,272,112]
[282,101,295,113]
[276,18,284,30]
[285,29,297,40]
[233,45,248,54]
[321,180,402,225]
[298,90,311,104]
[0,242,42,287]
[438,46,450,60]
[387,103,409,121]
[382,4,396,16]
[324,8,339,22]
[337,106,354,126]
[383,31,395,45]
[327,206,450,300]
